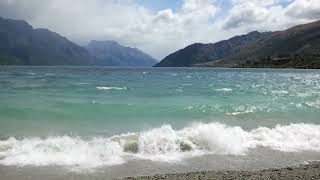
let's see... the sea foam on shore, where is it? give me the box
[0,122,320,170]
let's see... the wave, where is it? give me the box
[226,110,254,115]
[305,99,320,110]
[272,90,289,94]
[96,86,127,90]
[26,72,37,75]
[0,123,320,170]
[215,88,233,92]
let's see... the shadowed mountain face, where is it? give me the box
[155,31,271,67]
[86,40,158,67]
[0,17,94,66]
[224,20,320,68]
[155,20,320,69]
[0,17,157,67]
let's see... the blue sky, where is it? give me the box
[137,0,183,12]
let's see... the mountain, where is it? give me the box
[0,17,94,66]
[0,17,157,67]
[155,31,271,67]
[221,20,320,68]
[155,20,320,69]
[86,40,157,67]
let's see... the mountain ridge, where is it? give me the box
[85,40,157,67]
[155,20,320,69]
[0,17,157,67]
[0,16,94,66]
[155,31,271,67]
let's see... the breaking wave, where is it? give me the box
[305,99,320,110]
[0,123,320,170]
[96,86,127,90]
[214,88,233,92]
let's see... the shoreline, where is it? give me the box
[122,161,320,180]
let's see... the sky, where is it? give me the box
[0,0,319,60]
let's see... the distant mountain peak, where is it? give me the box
[86,40,157,67]
[89,40,120,46]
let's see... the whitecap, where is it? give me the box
[305,99,320,110]
[226,106,257,115]
[96,86,127,90]
[272,90,289,94]
[215,88,233,92]
[226,110,252,116]
[26,72,36,75]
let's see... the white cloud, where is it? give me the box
[182,0,217,17]
[223,0,319,32]
[153,9,175,23]
[0,0,319,59]
[286,0,320,20]
[224,2,269,29]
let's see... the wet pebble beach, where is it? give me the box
[123,162,320,180]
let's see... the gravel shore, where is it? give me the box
[122,161,320,180]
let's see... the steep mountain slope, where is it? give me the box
[155,20,320,69]
[0,17,94,66]
[222,20,320,68]
[154,31,271,67]
[86,40,157,67]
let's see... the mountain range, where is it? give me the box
[0,17,157,67]
[85,40,157,67]
[1,16,320,68]
[155,20,320,69]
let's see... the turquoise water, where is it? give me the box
[1,67,319,136]
[0,67,320,178]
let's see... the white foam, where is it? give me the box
[26,72,36,75]
[215,88,233,92]
[0,136,124,169]
[226,106,256,116]
[96,86,127,90]
[305,99,320,110]
[249,124,320,152]
[226,110,254,116]
[1,123,320,170]
[272,90,289,94]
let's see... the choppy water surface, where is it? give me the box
[0,67,319,179]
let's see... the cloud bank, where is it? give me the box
[0,0,319,59]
